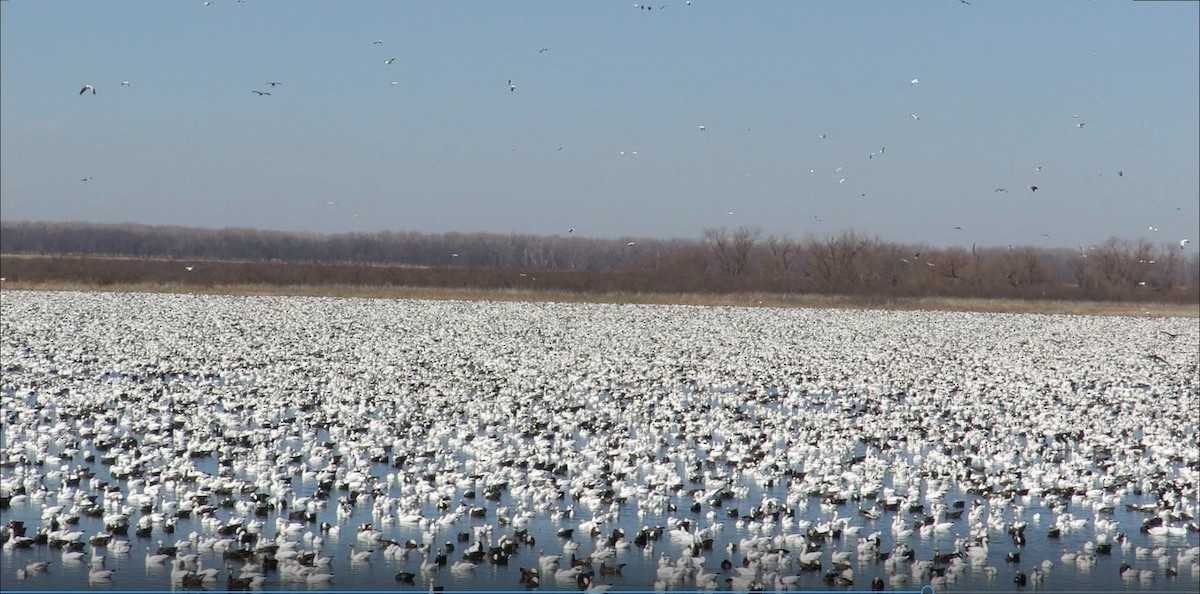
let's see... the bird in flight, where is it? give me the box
[184,266,195,271]
[1028,185,1039,192]
[539,47,549,53]
[385,58,397,65]
[121,80,130,86]
[266,81,281,86]
[909,114,920,120]
[960,0,971,5]
[251,90,270,96]
[910,78,920,86]
[1181,239,1191,250]
[508,80,517,92]
[626,241,636,246]
[80,84,96,95]
[995,188,1008,193]
[697,125,706,131]
[81,177,93,182]
[373,40,383,44]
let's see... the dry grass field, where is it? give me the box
[3,253,1197,317]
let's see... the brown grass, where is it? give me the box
[3,280,1196,318]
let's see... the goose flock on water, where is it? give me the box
[0,290,1197,591]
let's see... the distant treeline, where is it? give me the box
[2,220,1197,302]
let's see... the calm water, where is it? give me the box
[2,390,1196,593]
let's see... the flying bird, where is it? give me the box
[626,241,636,246]
[385,58,397,65]
[909,114,920,120]
[1181,239,1191,250]
[1028,185,1038,192]
[184,266,195,271]
[251,90,270,95]
[121,80,130,86]
[266,81,281,86]
[507,80,517,92]
[539,47,549,53]
[80,84,96,95]
[697,125,706,131]
[373,40,384,44]
[910,78,920,85]
[995,188,1008,193]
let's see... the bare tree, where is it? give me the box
[765,234,799,279]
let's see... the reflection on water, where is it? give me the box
[2,388,1197,593]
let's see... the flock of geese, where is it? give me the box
[0,289,1197,591]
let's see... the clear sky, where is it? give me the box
[2,0,1197,251]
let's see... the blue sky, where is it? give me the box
[2,0,1197,250]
